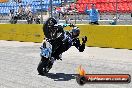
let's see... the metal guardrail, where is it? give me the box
[0,19,132,25]
[0,0,132,25]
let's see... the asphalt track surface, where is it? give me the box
[0,40,132,88]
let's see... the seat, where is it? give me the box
[85,0,90,3]
[88,3,92,9]
[118,3,124,12]
[123,2,130,13]
[100,4,106,12]
[122,0,127,2]
[100,0,107,3]
[83,4,88,9]
[78,4,84,13]
[128,3,132,11]
[82,0,86,4]
[77,0,81,3]
[78,7,84,13]
[76,4,80,9]
[96,3,100,10]
[104,3,110,12]
[108,3,114,12]
[80,4,84,8]
[117,0,122,3]
[56,1,60,5]
[70,3,75,10]
[90,0,96,4]
[109,0,116,3]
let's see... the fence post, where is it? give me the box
[40,0,43,24]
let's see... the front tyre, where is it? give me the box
[37,61,49,75]
[37,59,53,75]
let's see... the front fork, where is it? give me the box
[41,56,54,67]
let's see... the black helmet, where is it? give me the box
[43,17,58,39]
[46,17,57,27]
[71,27,80,38]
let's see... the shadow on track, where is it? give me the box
[40,73,77,81]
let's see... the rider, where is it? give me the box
[43,17,87,60]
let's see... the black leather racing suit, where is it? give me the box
[43,18,86,60]
[50,31,85,60]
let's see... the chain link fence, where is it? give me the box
[0,0,132,24]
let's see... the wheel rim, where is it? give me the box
[42,66,49,74]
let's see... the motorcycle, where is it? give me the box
[37,19,76,75]
[37,39,53,74]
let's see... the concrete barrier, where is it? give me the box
[0,24,44,42]
[65,25,132,49]
[0,24,132,49]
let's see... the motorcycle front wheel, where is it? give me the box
[37,58,53,75]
